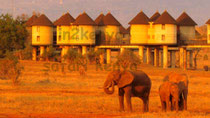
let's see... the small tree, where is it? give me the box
[0,51,23,85]
[116,49,141,71]
[0,14,28,57]
[192,48,201,69]
[64,48,79,64]
[87,48,105,64]
[14,43,33,60]
[64,48,88,76]
[42,46,57,61]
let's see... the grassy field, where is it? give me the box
[0,60,210,118]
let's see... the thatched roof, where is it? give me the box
[154,11,176,24]
[150,12,161,22]
[129,11,150,24]
[120,26,129,34]
[54,13,75,26]
[73,12,96,25]
[103,12,121,26]
[31,14,54,26]
[25,15,38,27]
[95,13,105,26]
[176,12,197,26]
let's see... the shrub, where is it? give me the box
[87,48,105,64]
[64,48,88,76]
[64,48,80,64]
[203,55,208,61]
[0,51,23,85]
[203,66,208,71]
[14,44,32,60]
[116,49,141,70]
[42,45,57,61]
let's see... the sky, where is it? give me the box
[0,0,209,27]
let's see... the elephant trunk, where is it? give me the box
[104,81,115,94]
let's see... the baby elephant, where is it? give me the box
[159,81,180,111]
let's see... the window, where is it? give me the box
[162,24,165,30]
[152,35,155,39]
[148,35,150,39]
[162,35,165,40]
[37,36,40,42]
[59,26,62,31]
[37,26,40,32]
[59,35,61,41]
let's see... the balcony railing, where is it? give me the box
[178,39,208,46]
[96,39,130,45]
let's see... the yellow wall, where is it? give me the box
[56,26,72,45]
[179,26,195,40]
[32,26,53,45]
[208,24,210,44]
[152,24,177,44]
[130,25,148,44]
[119,34,130,44]
[69,25,95,45]
[104,25,120,42]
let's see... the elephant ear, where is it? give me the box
[118,71,134,88]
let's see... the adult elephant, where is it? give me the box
[164,72,189,110]
[103,70,152,112]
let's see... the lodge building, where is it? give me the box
[25,10,210,69]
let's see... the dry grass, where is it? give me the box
[0,60,209,118]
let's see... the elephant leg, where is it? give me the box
[142,97,149,112]
[175,101,179,112]
[171,98,174,111]
[142,94,149,112]
[183,91,188,110]
[179,94,184,110]
[124,86,132,112]
[118,88,125,111]
[166,98,171,111]
[161,101,166,112]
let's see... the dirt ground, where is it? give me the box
[0,60,210,118]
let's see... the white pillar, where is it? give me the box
[139,46,144,63]
[163,46,168,69]
[82,46,87,55]
[183,48,187,70]
[106,49,111,64]
[179,47,184,68]
[154,48,159,67]
[120,47,125,54]
[32,47,37,61]
[146,47,151,64]
[40,46,45,61]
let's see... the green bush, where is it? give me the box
[0,51,23,85]
[203,55,208,61]
[87,48,104,64]
[64,48,88,76]
[0,14,28,57]
[14,44,32,60]
[64,48,80,63]
[116,49,141,70]
[42,45,57,61]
